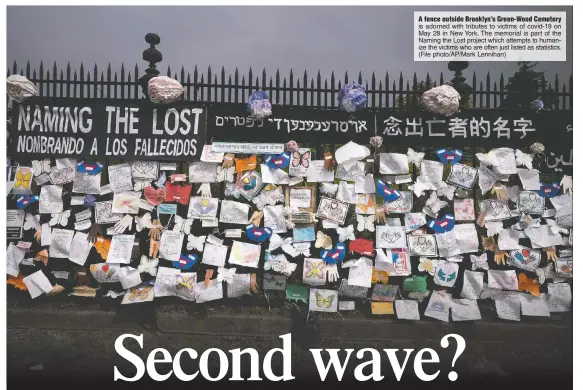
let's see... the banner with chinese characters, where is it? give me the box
[207,103,374,144]
[10,98,206,161]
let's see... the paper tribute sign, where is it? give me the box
[447,164,478,189]
[454,199,475,221]
[187,196,219,220]
[379,153,409,175]
[306,160,335,182]
[424,290,451,322]
[7,242,26,277]
[264,274,287,291]
[289,148,311,177]
[108,163,133,193]
[376,226,407,249]
[107,234,135,264]
[407,234,438,256]
[131,161,159,180]
[90,263,122,283]
[219,200,250,225]
[23,270,54,299]
[68,232,93,266]
[49,228,74,258]
[338,278,369,298]
[154,267,181,297]
[7,210,24,240]
[72,171,101,194]
[460,270,484,299]
[346,257,373,288]
[263,205,287,234]
[39,185,64,214]
[188,162,218,183]
[419,160,444,186]
[159,231,184,262]
[488,270,518,290]
[195,279,224,303]
[309,288,338,313]
[112,191,141,214]
[303,258,326,286]
[495,292,521,321]
[384,191,413,213]
[228,241,261,268]
[518,191,545,214]
[371,284,399,302]
[289,188,312,209]
[201,243,229,267]
[173,273,197,301]
[316,197,349,224]
[122,282,155,304]
[479,199,512,221]
[227,273,251,298]
[451,299,482,321]
[336,161,365,182]
[95,201,123,224]
[519,293,550,317]
[395,300,420,320]
[546,283,572,312]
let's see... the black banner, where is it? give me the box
[9,98,206,161]
[207,103,374,144]
[375,109,572,149]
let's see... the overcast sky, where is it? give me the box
[7,5,572,91]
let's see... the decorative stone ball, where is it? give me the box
[147,76,184,104]
[338,84,367,112]
[7,75,38,103]
[419,85,460,117]
[530,142,545,154]
[247,90,272,119]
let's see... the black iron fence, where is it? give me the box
[6,60,572,110]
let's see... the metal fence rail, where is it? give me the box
[7,60,572,110]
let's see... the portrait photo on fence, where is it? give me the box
[3,2,576,389]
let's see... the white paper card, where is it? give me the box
[23,270,54,299]
[488,270,518,290]
[395,300,420,320]
[379,153,409,175]
[159,231,184,262]
[347,257,373,288]
[219,200,250,225]
[68,232,93,266]
[72,171,101,194]
[201,243,229,267]
[228,241,261,268]
[424,290,451,322]
[107,234,135,264]
[307,160,335,183]
[49,228,74,258]
[461,271,484,299]
[546,283,572,312]
[41,223,52,246]
[6,243,25,277]
[263,205,287,234]
[376,226,407,249]
[227,273,251,298]
[154,267,182,297]
[517,168,541,190]
[131,161,159,180]
[112,192,141,214]
[290,188,312,209]
[108,163,133,193]
[289,148,311,177]
[195,279,223,303]
[39,185,64,214]
[495,293,521,321]
[519,293,550,317]
[355,174,375,194]
[451,299,482,321]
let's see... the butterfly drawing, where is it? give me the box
[137,256,159,276]
[437,268,456,282]
[264,274,285,287]
[187,234,206,252]
[127,285,153,302]
[49,210,71,227]
[135,213,153,232]
[407,148,425,168]
[357,215,375,232]
[315,291,335,308]
[14,169,32,190]
[32,159,51,176]
[292,150,310,169]
[305,259,325,279]
[216,166,235,183]
[315,231,333,250]
[23,213,40,231]
[423,192,448,217]
[336,225,355,242]
[176,274,195,293]
[173,216,193,234]
[535,263,554,285]
[470,253,489,271]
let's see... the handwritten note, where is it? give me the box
[68,232,93,266]
[159,230,184,262]
[6,209,24,240]
[39,185,64,214]
[49,228,74,258]
[23,270,54,299]
[290,188,312,209]
[108,163,133,193]
[7,242,25,277]
[107,234,135,264]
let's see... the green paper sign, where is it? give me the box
[403,275,428,293]
[285,284,309,304]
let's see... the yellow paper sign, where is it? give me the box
[371,267,389,284]
[371,302,394,315]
